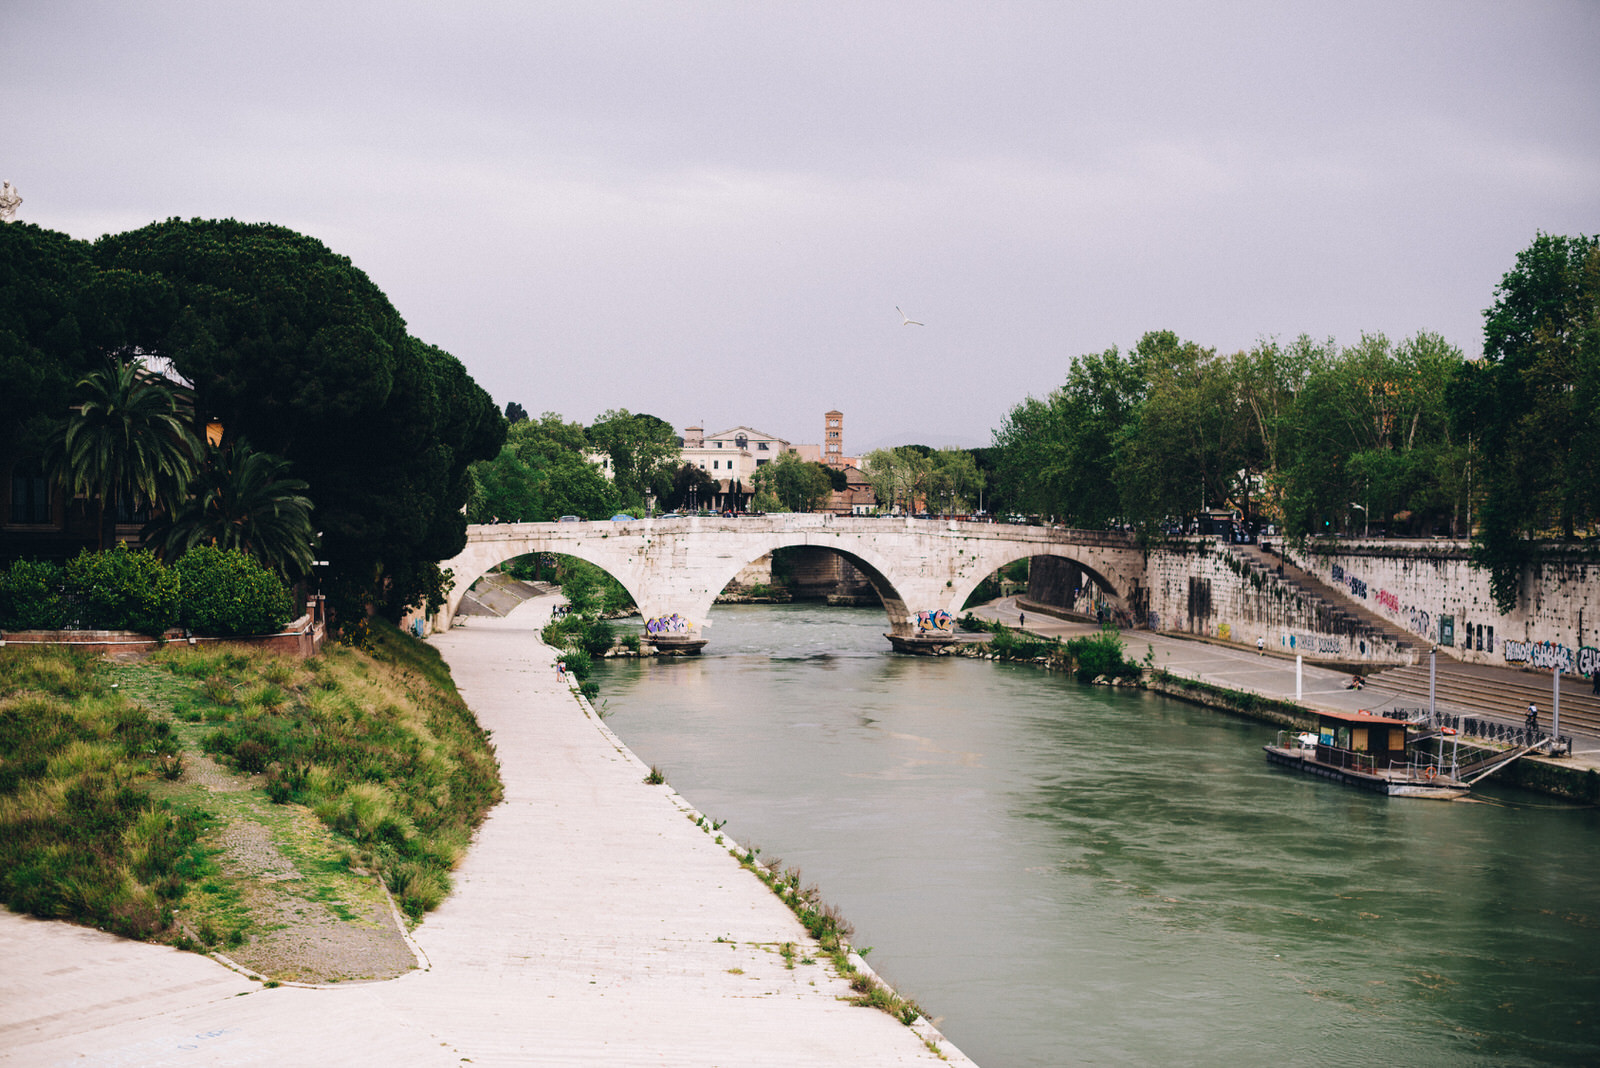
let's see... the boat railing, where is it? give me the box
[1384,758,1454,784]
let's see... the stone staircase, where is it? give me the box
[1225,541,1418,659]
[1365,660,1600,741]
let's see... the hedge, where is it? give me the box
[173,546,294,637]
[0,546,294,638]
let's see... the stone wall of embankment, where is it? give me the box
[1142,540,1414,665]
[1288,539,1600,677]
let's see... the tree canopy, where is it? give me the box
[467,413,619,522]
[1449,231,1600,609]
[586,409,679,510]
[2,218,503,622]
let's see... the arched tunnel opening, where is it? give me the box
[964,555,1138,627]
[457,552,637,620]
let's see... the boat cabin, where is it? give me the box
[1311,709,1411,772]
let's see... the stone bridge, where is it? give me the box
[434,514,1146,650]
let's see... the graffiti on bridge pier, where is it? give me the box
[644,614,691,636]
[915,609,954,636]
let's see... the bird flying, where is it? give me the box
[896,306,924,326]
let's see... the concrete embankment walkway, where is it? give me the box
[1,596,968,1066]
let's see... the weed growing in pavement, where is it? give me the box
[644,765,666,785]
[730,842,927,1028]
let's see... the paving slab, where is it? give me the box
[1,596,967,1067]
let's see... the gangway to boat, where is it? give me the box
[1457,738,1554,787]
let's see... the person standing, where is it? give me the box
[1257,636,1265,655]
[557,659,567,682]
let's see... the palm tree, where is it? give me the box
[56,357,199,549]
[145,438,317,578]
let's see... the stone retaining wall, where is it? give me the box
[1290,539,1599,677]
[1143,540,1415,665]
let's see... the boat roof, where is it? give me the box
[1316,709,1411,727]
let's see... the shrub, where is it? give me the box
[581,619,616,657]
[563,648,593,681]
[0,559,70,631]
[64,545,180,635]
[173,546,294,636]
[1067,625,1139,682]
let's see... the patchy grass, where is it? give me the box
[0,622,502,965]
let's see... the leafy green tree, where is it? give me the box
[992,342,1148,526]
[925,449,985,514]
[587,409,679,510]
[90,219,503,621]
[54,358,199,550]
[752,451,836,512]
[0,223,112,465]
[145,438,316,578]
[467,413,619,522]
[860,446,931,513]
[1449,232,1600,610]
[1114,332,1249,528]
[1277,333,1466,538]
[660,463,719,512]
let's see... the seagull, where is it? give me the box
[896,306,924,326]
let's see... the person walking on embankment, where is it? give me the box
[1526,702,1538,731]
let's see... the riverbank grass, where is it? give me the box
[0,622,501,979]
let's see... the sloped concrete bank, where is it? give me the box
[1,598,970,1066]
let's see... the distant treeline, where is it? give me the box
[988,232,1599,612]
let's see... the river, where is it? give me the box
[593,603,1600,1067]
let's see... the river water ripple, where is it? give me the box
[595,604,1600,1067]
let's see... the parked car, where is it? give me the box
[557,515,581,522]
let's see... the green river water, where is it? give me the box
[594,603,1600,1067]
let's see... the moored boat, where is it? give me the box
[1264,708,1469,800]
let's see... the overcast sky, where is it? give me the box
[8,1,1598,452]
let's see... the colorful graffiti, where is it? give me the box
[644,614,691,635]
[915,609,955,635]
[1375,589,1400,612]
[1503,639,1599,677]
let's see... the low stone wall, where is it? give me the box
[1,614,325,658]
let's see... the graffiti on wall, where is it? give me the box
[644,614,691,635]
[915,609,955,635]
[1375,589,1400,612]
[1503,640,1599,677]
[1329,563,1368,599]
[1291,633,1345,655]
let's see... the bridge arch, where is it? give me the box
[698,536,911,634]
[947,547,1129,623]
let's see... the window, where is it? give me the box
[757,441,769,450]
[756,458,769,467]
[10,472,49,524]
[712,460,719,470]
[735,435,748,449]
[715,441,723,448]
